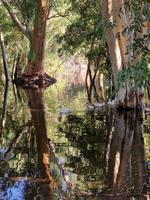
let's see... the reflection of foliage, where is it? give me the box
[57,112,109,183]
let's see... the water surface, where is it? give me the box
[0,81,150,200]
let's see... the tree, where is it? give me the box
[2,0,56,87]
[57,0,111,103]
[102,0,150,109]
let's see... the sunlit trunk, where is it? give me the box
[98,70,105,101]
[102,0,146,109]
[102,0,126,105]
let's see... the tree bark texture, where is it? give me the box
[102,0,146,108]
[26,0,50,75]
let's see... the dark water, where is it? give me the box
[0,82,150,200]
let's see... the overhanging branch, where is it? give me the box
[1,0,32,40]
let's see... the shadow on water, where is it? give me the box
[0,84,150,199]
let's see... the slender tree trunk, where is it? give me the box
[85,58,92,103]
[0,81,9,136]
[98,69,105,101]
[0,32,9,81]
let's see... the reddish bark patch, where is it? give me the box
[12,73,56,89]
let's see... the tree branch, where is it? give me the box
[48,12,70,20]
[1,0,31,40]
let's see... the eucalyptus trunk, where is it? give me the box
[102,0,145,109]
[25,0,50,75]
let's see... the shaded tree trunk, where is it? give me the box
[85,58,92,103]
[0,81,9,136]
[0,32,9,81]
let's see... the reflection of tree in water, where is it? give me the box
[0,88,54,200]
[104,111,148,199]
[58,110,114,190]
[0,84,149,199]
[58,110,149,199]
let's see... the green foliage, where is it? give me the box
[124,0,150,58]
[0,5,20,43]
[57,0,106,56]
[12,0,35,28]
[116,57,150,90]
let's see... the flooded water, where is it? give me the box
[0,81,150,200]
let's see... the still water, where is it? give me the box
[0,81,150,200]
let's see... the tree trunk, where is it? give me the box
[102,0,146,110]
[0,32,9,81]
[3,0,56,88]
[25,0,50,75]
[98,69,105,101]
[102,0,126,105]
